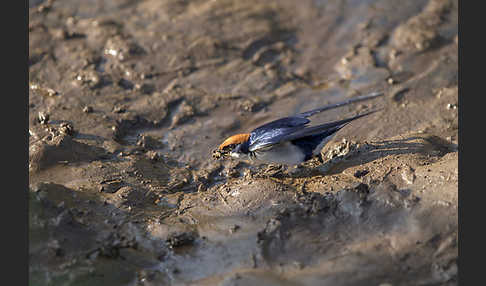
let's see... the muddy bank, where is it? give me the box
[29,0,458,285]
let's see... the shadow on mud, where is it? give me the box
[287,135,457,178]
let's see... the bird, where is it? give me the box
[212,91,384,166]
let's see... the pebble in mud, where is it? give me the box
[46,88,58,97]
[82,106,93,113]
[112,105,127,114]
[38,111,49,124]
[104,35,145,61]
[145,150,160,162]
[446,103,457,110]
[59,122,75,136]
[354,169,369,178]
[401,166,416,185]
[229,224,241,234]
[166,232,198,249]
[73,69,101,88]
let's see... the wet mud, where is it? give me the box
[29,0,458,285]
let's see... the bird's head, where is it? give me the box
[212,133,250,160]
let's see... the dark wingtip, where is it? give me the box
[343,107,385,123]
[297,90,386,118]
[357,107,384,117]
[329,107,385,128]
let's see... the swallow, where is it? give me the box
[212,91,384,166]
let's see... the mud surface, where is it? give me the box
[29,0,458,285]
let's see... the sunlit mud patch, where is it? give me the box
[142,172,456,286]
[252,182,457,285]
[257,184,415,265]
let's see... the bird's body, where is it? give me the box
[213,91,384,166]
[231,141,306,165]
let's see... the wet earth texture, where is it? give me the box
[29,0,458,285]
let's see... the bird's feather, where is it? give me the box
[249,109,380,152]
[296,91,383,118]
[277,109,379,142]
[248,92,383,152]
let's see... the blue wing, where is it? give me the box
[248,116,311,151]
[247,91,384,152]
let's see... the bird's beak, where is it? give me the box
[212,148,230,160]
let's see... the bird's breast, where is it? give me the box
[253,142,306,166]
